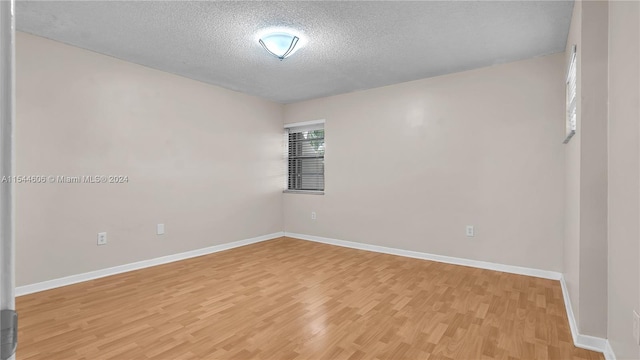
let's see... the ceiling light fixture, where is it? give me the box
[258,32,300,60]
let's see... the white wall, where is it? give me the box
[283,54,566,272]
[607,1,640,358]
[16,32,284,286]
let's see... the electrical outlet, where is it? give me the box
[311,211,317,220]
[466,225,475,237]
[157,223,165,235]
[97,232,107,246]
[633,310,640,345]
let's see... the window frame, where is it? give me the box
[283,119,325,195]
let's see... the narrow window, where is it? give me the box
[564,45,577,144]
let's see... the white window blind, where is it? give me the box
[564,45,577,144]
[285,121,325,192]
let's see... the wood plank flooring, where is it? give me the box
[17,237,603,360]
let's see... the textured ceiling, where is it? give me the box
[16,1,574,104]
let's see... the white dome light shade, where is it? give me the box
[259,32,300,60]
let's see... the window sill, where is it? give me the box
[283,190,325,195]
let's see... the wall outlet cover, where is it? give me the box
[465,225,475,237]
[97,232,107,246]
[157,224,165,235]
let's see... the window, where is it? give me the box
[285,120,325,192]
[564,44,577,144]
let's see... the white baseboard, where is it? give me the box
[284,232,561,280]
[286,232,615,359]
[559,276,615,359]
[16,232,284,297]
[603,340,617,360]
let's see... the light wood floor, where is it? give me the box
[17,237,603,360]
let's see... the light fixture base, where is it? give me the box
[258,32,301,60]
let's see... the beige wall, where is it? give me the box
[283,54,566,272]
[563,0,609,339]
[564,0,583,332]
[607,1,640,358]
[16,32,284,286]
[564,0,640,354]
[580,0,610,338]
